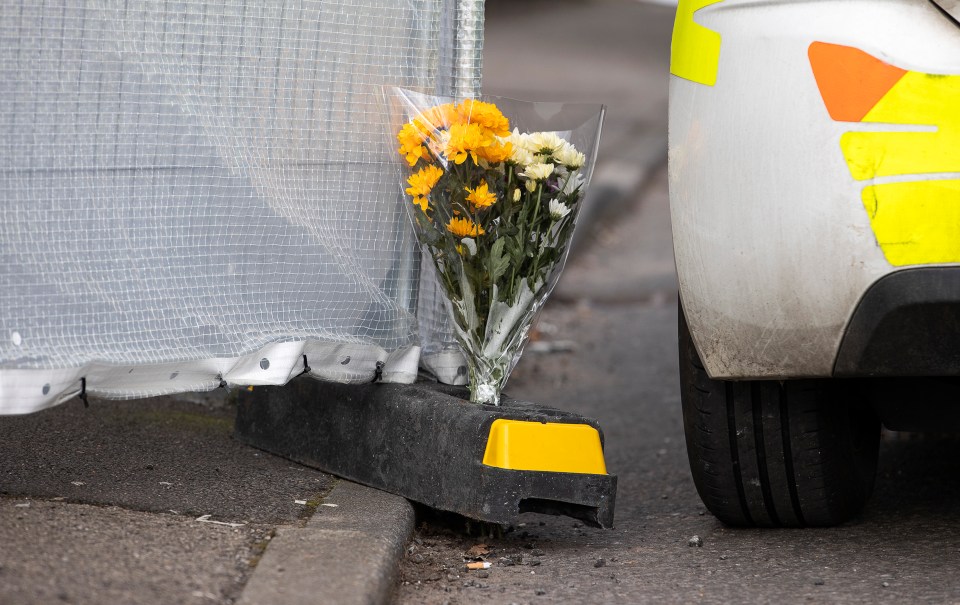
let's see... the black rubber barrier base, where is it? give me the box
[234,378,617,528]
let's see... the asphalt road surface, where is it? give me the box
[393,159,960,605]
[391,5,960,602]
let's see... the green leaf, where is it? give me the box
[489,237,510,282]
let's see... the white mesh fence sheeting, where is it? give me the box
[0,0,481,414]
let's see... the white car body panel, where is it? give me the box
[669,0,960,379]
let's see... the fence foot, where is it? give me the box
[234,379,617,528]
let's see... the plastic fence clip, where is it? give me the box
[217,374,227,389]
[373,361,385,383]
[78,377,89,409]
[299,354,311,378]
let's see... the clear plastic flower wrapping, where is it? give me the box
[389,88,605,404]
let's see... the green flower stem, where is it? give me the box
[528,182,544,285]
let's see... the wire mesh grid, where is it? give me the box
[0,0,481,410]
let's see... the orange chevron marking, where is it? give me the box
[810,41,960,267]
[808,42,907,122]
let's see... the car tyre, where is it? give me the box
[679,306,880,527]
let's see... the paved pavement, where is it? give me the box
[0,1,673,604]
[0,389,413,605]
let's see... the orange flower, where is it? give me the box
[405,165,444,198]
[477,140,514,164]
[413,196,429,213]
[446,122,494,165]
[447,217,485,237]
[456,99,510,136]
[417,103,460,131]
[397,122,431,167]
[465,180,497,209]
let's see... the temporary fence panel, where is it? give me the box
[0,0,481,414]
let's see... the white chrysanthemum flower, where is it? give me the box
[525,131,566,155]
[498,129,529,165]
[460,237,477,256]
[553,143,585,169]
[519,162,555,181]
[549,199,571,220]
[502,128,524,147]
[509,145,535,167]
[512,188,521,202]
[562,172,585,196]
[525,180,537,193]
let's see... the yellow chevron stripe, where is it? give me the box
[670,0,724,86]
[840,72,960,180]
[862,179,960,266]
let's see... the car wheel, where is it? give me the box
[679,305,880,527]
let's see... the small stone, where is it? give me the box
[719,554,728,560]
[882,582,890,588]
[689,536,704,548]
[446,573,458,582]
[410,553,425,564]
[499,554,523,566]
[814,579,825,586]
[531,548,545,557]
[529,560,541,567]
[477,571,489,579]
[594,558,606,568]
[535,589,546,596]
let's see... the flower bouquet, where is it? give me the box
[390,89,604,405]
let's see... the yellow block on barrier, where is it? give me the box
[482,419,608,475]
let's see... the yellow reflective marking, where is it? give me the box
[670,0,724,86]
[481,420,607,475]
[840,72,960,180]
[862,179,960,266]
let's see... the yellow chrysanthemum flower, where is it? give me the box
[465,180,497,209]
[477,140,514,164]
[397,122,431,167]
[413,196,429,213]
[405,165,444,198]
[456,100,510,136]
[417,103,460,132]
[447,217,485,238]
[446,122,494,165]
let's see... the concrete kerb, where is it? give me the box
[238,480,415,605]
[234,133,665,605]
